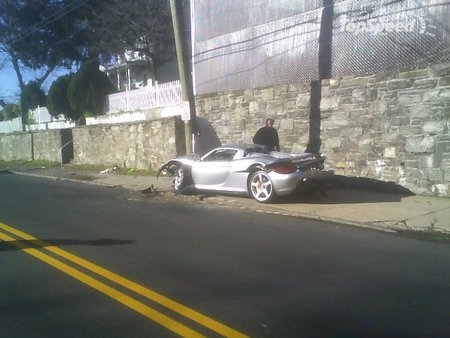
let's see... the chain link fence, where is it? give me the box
[192,0,450,95]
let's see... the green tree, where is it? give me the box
[1,0,176,127]
[67,61,115,123]
[81,0,176,78]
[1,103,21,120]
[0,1,93,91]
[47,73,75,119]
[1,0,175,94]
[20,81,46,126]
[0,0,101,128]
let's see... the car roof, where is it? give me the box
[219,144,267,151]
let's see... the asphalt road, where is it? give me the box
[1,172,449,338]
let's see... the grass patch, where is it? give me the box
[0,160,158,176]
[120,167,158,176]
[67,164,110,172]
[68,164,158,176]
[0,160,60,170]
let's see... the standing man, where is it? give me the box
[253,117,280,151]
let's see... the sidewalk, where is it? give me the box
[9,165,450,239]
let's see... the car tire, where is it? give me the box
[248,170,277,203]
[173,165,192,194]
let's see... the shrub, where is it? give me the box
[67,61,116,123]
[47,74,75,119]
[1,103,21,120]
[20,81,46,125]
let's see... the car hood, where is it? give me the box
[156,154,201,178]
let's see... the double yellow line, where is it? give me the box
[0,222,248,338]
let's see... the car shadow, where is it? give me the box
[0,238,135,252]
[160,176,415,205]
[278,175,415,205]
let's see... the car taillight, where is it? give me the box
[273,163,297,174]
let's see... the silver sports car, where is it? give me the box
[157,144,334,203]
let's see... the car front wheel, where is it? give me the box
[173,165,192,193]
[248,170,277,203]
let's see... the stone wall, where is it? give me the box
[0,132,33,161]
[0,117,184,171]
[195,63,450,197]
[320,64,450,196]
[1,64,448,197]
[0,130,70,163]
[72,117,185,171]
[32,130,65,162]
[195,84,312,153]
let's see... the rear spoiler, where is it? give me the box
[291,153,326,164]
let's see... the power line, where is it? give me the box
[6,0,88,46]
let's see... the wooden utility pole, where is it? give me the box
[169,0,196,154]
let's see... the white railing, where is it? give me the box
[0,81,183,133]
[106,80,182,114]
[0,117,23,134]
[29,106,52,123]
[28,120,76,131]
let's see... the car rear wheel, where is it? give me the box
[173,165,192,193]
[248,170,276,203]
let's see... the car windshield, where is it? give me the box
[202,149,237,161]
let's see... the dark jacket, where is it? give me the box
[253,126,280,151]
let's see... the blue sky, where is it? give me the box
[0,61,22,103]
[0,59,71,104]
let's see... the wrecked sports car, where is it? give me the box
[157,144,334,203]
